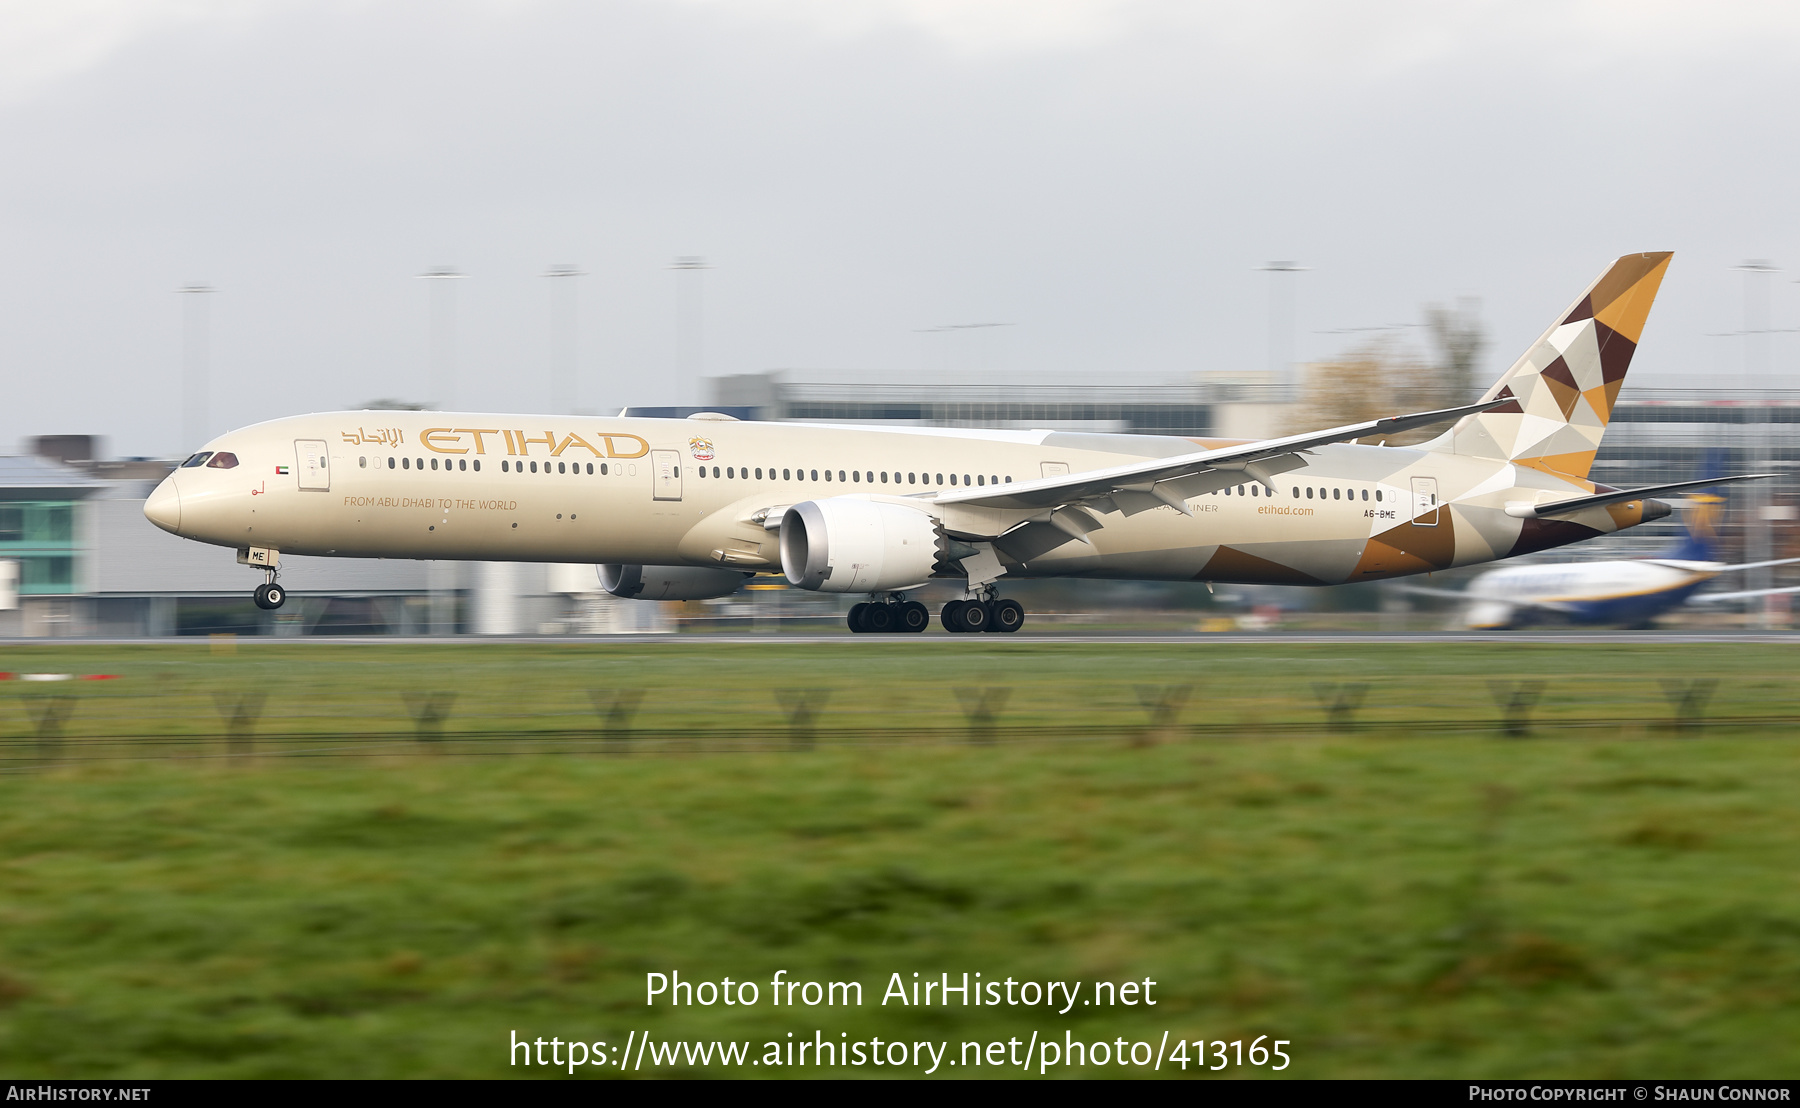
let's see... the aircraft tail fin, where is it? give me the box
[1661,448,1728,562]
[1429,252,1673,480]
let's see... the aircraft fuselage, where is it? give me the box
[145,411,1663,588]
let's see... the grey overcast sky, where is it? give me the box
[3,0,1799,457]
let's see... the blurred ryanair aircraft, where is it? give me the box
[1401,460,1800,628]
[143,251,1777,633]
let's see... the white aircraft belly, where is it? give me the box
[1471,560,1700,605]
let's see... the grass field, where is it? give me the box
[1,640,1797,1078]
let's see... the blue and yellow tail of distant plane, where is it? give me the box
[1659,449,1728,563]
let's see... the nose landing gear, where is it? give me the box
[847,597,930,633]
[252,570,286,610]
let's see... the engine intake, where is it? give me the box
[780,498,940,593]
[599,564,751,601]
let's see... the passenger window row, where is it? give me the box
[357,455,629,476]
[696,467,1011,487]
[1297,486,1380,502]
[363,456,486,472]
[1213,483,1385,502]
[354,453,1015,484]
[351,453,1391,507]
[499,460,606,474]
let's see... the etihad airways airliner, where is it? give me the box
[144,252,1766,633]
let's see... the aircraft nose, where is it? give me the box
[144,476,181,534]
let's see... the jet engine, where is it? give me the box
[599,564,751,601]
[780,498,940,593]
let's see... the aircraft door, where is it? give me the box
[296,440,330,491]
[1410,476,1439,526]
[651,449,682,501]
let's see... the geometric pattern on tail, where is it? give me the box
[1443,252,1672,482]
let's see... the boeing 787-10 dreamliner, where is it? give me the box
[144,251,1769,633]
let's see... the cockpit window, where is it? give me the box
[180,452,213,468]
[205,452,240,469]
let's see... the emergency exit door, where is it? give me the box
[1410,476,1440,526]
[651,450,682,501]
[296,440,330,491]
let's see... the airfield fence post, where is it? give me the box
[588,689,645,751]
[1661,678,1718,735]
[1462,784,1517,951]
[954,687,1011,745]
[775,689,830,751]
[402,692,457,746]
[1133,684,1192,746]
[1310,682,1370,734]
[213,692,267,758]
[25,694,76,762]
[1488,680,1546,739]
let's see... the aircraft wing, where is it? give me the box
[1505,474,1779,519]
[1387,583,1481,602]
[1389,583,1576,612]
[1656,557,1800,575]
[1690,584,1800,604]
[932,397,1511,512]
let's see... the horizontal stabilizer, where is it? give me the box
[1504,474,1779,520]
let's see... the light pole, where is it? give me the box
[417,266,465,636]
[1735,260,1779,627]
[417,267,466,409]
[1256,262,1309,401]
[544,265,585,414]
[177,285,214,451]
[912,322,1014,381]
[671,256,710,408]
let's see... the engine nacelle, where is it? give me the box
[599,564,751,601]
[780,498,939,593]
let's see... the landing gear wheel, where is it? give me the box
[940,600,966,632]
[263,583,285,609]
[958,600,990,632]
[989,598,1024,633]
[899,601,930,633]
[847,602,869,633]
[863,603,895,633]
[253,583,271,610]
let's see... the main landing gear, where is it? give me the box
[252,569,287,610]
[848,599,931,634]
[941,596,1024,634]
[846,591,1026,634]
